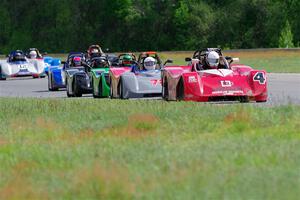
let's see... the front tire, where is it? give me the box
[118,78,125,99]
[73,76,82,97]
[240,96,250,103]
[0,67,6,80]
[48,73,58,91]
[256,100,267,103]
[66,79,74,97]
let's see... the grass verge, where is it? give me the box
[0,98,300,199]
[2,49,300,73]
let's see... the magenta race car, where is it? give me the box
[162,48,267,103]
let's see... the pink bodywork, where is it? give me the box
[109,67,132,98]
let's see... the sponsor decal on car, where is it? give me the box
[221,80,233,87]
[188,76,197,83]
[150,79,162,86]
[212,90,244,95]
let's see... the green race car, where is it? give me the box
[92,53,136,98]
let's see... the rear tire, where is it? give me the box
[109,79,114,99]
[176,78,184,101]
[162,77,169,100]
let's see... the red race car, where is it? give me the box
[162,48,267,102]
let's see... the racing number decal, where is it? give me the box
[253,72,266,84]
[19,64,27,69]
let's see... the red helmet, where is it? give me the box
[73,56,82,66]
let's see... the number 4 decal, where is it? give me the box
[253,72,266,84]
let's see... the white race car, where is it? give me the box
[0,50,45,80]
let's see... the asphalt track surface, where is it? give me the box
[0,73,299,105]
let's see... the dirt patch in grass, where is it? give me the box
[0,161,47,199]
[70,162,135,199]
[0,137,8,146]
[103,113,159,139]
[223,109,251,124]
[9,117,62,133]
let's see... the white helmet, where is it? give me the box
[207,51,220,68]
[29,50,37,59]
[144,57,156,70]
[91,48,99,54]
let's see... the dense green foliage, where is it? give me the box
[0,0,300,53]
[0,98,300,199]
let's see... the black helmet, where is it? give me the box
[93,57,107,68]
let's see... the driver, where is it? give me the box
[93,58,107,68]
[26,48,43,59]
[204,51,220,70]
[11,51,25,62]
[28,50,37,59]
[143,57,156,70]
[87,45,103,58]
[121,54,133,67]
[72,56,82,67]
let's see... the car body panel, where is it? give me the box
[110,67,166,99]
[65,67,91,96]
[44,56,61,75]
[91,68,110,97]
[162,63,267,102]
[0,56,45,79]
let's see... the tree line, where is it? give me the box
[0,0,299,53]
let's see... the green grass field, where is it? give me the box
[160,50,300,73]
[48,49,300,73]
[1,98,300,199]
[2,49,300,73]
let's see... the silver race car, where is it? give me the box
[0,50,45,80]
[110,51,172,99]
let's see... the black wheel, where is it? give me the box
[118,78,125,99]
[162,77,169,100]
[176,78,184,101]
[0,74,6,80]
[73,76,82,97]
[256,100,267,103]
[109,79,113,98]
[48,73,58,91]
[48,74,52,90]
[240,96,250,103]
[0,67,6,80]
[66,79,73,97]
